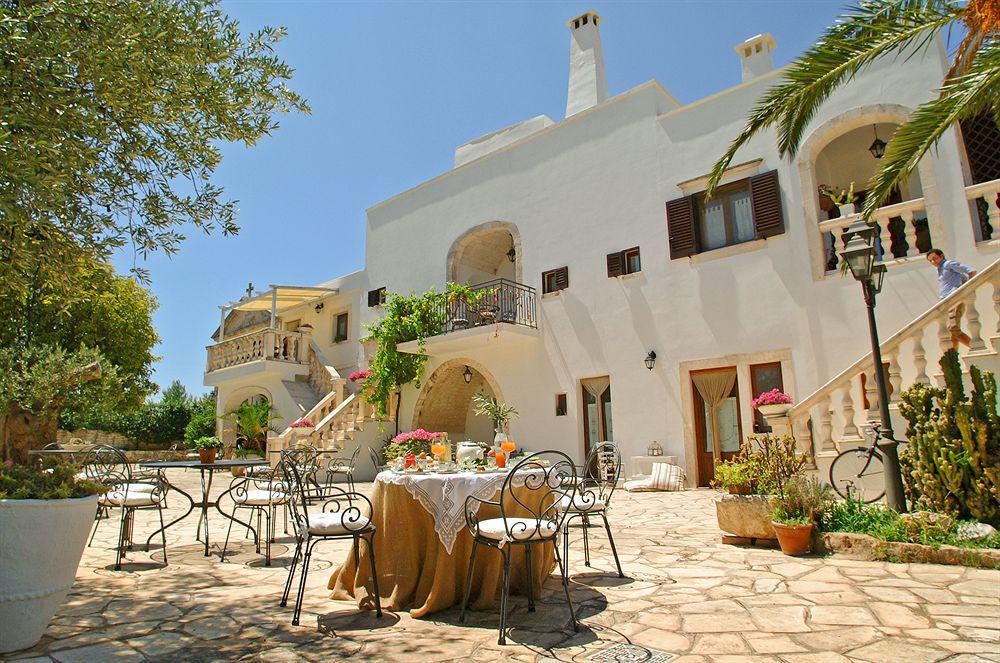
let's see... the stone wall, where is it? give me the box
[57,429,180,452]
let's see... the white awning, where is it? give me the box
[226,285,337,313]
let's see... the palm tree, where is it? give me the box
[223,400,280,454]
[708,0,1000,219]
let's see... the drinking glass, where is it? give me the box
[431,442,446,464]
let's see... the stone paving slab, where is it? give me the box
[2,471,998,662]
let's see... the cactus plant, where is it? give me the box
[898,349,999,526]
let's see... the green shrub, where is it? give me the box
[713,434,809,495]
[823,498,1000,550]
[772,476,833,525]
[711,459,753,491]
[898,349,1000,526]
[184,394,218,444]
[0,461,106,500]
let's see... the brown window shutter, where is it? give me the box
[607,251,624,277]
[556,266,569,290]
[666,196,699,259]
[749,170,784,239]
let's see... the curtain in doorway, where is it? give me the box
[581,377,610,399]
[692,370,737,462]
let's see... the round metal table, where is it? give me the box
[139,459,269,557]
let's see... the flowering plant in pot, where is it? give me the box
[752,388,794,417]
[0,461,106,653]
[348,369,372,383]
[771,475,833,556]
[383,428,445,462]
[712,459,755,495]
[189,435,223,463]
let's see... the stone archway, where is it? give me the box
[797,104,940,279]
[447,221,523,285]
[219,386,273,447]
[411,359,505,443]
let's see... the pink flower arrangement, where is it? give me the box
[752,389,793,409]
[349,369,373,382]
[392,428,446,443]
[290,417,314,428]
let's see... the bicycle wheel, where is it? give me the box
[829,447,886,503]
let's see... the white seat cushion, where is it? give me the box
[327,466,353,474]
[124,482,158,493]
[99,490,162,507]
[235,489,288,506]
[558,494,605,512]
[307,511,371,535]
[476,517,558,541]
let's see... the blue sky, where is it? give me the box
[115,0,847,395]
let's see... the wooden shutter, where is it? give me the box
[607,251,624,277]
[749,170,784,239]
[367,288,384,307]
[666,196,699,259]
[555,266,569,290]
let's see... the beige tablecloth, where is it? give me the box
[328,480,556,618]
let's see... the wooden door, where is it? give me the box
[582,380,612,472]
[693,370,743,487]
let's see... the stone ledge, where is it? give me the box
[817,531,1000,569]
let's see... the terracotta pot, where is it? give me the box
[728,484,751,495]
[198,448,218,464]
[231,465,246,477]
[772,521,814,556]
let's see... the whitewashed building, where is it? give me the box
[204,11,1000,486]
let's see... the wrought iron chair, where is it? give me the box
[368,446,386,475]
[324,445,360,493]
[217,466,290,565]
[460,450,580,645]
[278,448,383,626]
[560,442,624,581]
[82,445,168,570]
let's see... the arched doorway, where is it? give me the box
[412,359,504,443]
[219,386,272,448]
[447,221,522,285]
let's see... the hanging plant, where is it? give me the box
[363,282,487,419]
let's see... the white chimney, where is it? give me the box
[565,10,608,118]
[736,34,776,82]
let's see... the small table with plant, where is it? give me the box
[140,436,267,557]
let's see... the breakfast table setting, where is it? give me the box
[327,441,556,618]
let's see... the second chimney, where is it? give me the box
[736,34,776,82]
[565,10,608,118]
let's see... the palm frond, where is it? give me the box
[707,0,960,196]
[863,38,1000,217]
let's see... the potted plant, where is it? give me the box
[0,461,106,653]
[190,435,223,464]
[771,475,833,556]
[472,393,519,446]
[820,182,857,217]
[752,388,794,417]
[712,459,753,495]
[714,434,809,544]
[223,400,280,455]
[230,445,263,477]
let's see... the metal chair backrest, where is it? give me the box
[581,441,621,506]
[278,449,371,537]
[81,445,131,487]
[368,446,385,473]
[494,450,577,542]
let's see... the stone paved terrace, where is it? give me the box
[5,470,999,663]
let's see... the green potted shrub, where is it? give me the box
[0,461,106,653]
[712,459,753,494]
[771,476,833,556]
[190,435,223,464]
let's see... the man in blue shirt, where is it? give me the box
[927,248,976,348]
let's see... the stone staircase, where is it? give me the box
[768,258,1000,476]
[280,379,323,415]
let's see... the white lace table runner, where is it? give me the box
[376,469,541,554]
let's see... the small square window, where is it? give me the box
[367,287,386,307]
[542,267,568,294]
[333,312,349,343]
[555,393,567,416]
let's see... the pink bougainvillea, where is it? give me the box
[348,369,373,382]
[392,428,446,443]
[751,388,793,409]
[290,417,314,428]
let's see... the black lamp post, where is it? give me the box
[839,219,907,511]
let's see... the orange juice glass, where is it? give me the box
[495,451,506,468]
[501,440,515,454]
[431,442,446,463]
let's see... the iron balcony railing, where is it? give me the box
[430,278,537,336]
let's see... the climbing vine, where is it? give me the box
[362,282,486,419]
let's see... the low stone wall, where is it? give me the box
[57,429,179,452]
[818,531,1000,569]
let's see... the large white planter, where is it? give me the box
[757,403,792,417]
[0,495,97,653]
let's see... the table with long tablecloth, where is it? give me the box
[328,469,556,618]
